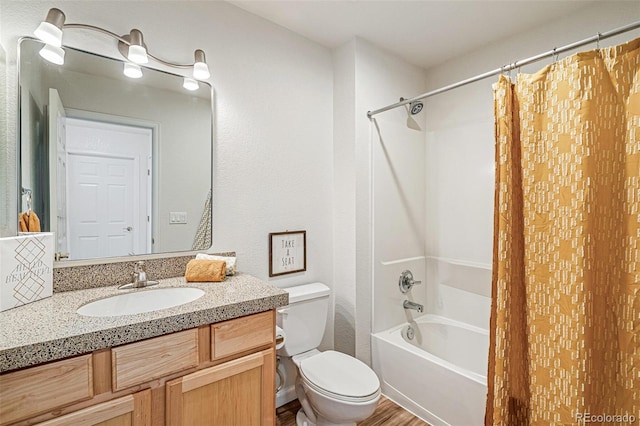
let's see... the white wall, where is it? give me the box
[358,40,427,337]
[332,38,428,365]
[0,1,335,342]
[351,39,428,363]
[332,39,357,357]
[423,1,640,329]
[0,22,8,238]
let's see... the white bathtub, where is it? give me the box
[372,315,489,426]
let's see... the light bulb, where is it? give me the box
[123,63,143,79]
[183,77,199,91]
[192,49,210,80]
[39,44,65,65]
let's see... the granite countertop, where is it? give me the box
[0,273,288,373]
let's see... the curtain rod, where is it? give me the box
[367,20,640,118]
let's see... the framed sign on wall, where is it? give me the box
[269,230,306,277]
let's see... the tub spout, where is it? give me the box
[403,300,424,313]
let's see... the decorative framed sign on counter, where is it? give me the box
[269,230,306,277]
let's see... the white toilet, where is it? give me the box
[278,282,381,426]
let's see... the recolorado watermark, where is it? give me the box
[576,412,637,424]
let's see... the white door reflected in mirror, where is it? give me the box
[65,118,152,260]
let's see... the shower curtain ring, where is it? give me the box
[510,62,518,79]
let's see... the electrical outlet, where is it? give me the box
[169,212,187,224]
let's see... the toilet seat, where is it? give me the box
[298,350,380,402]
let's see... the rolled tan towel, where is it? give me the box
[19,213,29,232]
[195,253,237,275]
[29,210,41,232]
[185,259,226,282]
[18,210,41,232]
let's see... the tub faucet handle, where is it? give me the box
[399,270,421,293]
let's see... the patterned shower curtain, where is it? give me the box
[192,189,212,251]
[486,38,639,425]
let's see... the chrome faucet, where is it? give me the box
[118,260,159,290]
[403,300,424,313]
[132,261,148,288]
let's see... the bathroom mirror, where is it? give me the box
[18,38,212,261]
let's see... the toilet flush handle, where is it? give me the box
[277,307,289,316]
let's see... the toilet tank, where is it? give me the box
[277,282,330,356]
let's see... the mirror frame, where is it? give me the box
[17,37,215,266]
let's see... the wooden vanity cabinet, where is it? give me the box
[0,310,275,426]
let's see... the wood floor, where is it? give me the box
[276,396,429,426]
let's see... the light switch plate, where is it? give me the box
[169,212,187,224]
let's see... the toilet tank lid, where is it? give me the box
[283,282,330,304]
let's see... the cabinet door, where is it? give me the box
[37,389,151,426]
[166,348,275,426]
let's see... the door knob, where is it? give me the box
[123,226,133,232]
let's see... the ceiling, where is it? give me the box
[228,0,602,69]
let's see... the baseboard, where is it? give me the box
[276,385,297,408]
[381,382,449,426]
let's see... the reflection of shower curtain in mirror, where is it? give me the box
[487,38,639,425]
[192,189,212,250]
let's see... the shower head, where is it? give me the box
[409,101,423,115]
[400,97,424,115]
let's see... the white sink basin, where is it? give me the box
[77,287,205,317]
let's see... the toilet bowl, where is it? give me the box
[294,350,380,425]
[278,283,381,426]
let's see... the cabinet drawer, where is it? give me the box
[0,354,93,425]
[112,329,199,391]
[211,310,274,359]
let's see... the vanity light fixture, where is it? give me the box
[33,7,211,86]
